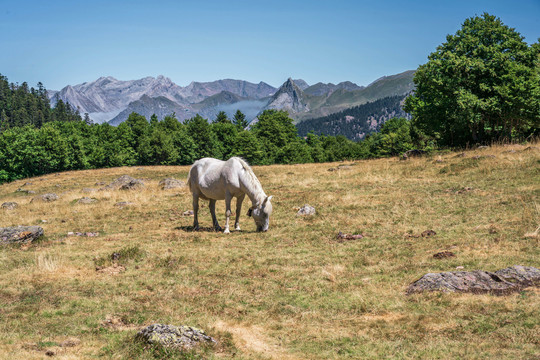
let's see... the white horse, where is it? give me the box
[187,157,273,233]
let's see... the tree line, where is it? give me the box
[1,13,537,183]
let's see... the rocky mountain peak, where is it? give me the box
[264,78,309,113]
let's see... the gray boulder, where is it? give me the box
[31,193,59,203]
[100,175,145,191]
[297,204,316,216]
[2,202,18,210]
[407,265,540,295]
[136,324,216,350]
[0,226,44,245]
[159,178,186,190]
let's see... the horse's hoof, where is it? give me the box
[224,228,230,234]
[193,226,200,231]
[235,227,241,231]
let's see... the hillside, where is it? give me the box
[1,144,538,359]
[296,95,409,140]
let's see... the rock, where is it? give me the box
[433,251,455,259]
[183,210,194,216]
[327,167,337,172]
[336,232,364,242]
[45,349,55,356]
[477,145,489,150]
[159,178,186,190]
[0,226,44,245]
[297,204,315,216]
[136,324,216,350]
[100,175,145,191]
[31,193,59,203]
[421,230,436,237]
[77,197,98,204]
[406,265,540,295]
[1,202,18,210]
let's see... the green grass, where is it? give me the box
[0,145,538,359]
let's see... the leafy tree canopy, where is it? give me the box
[405,13,540,146]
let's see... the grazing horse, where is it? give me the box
[187,157,273,233]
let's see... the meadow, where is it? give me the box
[0,143,538,359]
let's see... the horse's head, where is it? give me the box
[247,196,273,232]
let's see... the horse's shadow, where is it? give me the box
[175,226,252,233]
[176,226,216,232]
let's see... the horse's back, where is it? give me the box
[188,157,243,199]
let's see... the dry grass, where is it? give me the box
[0,144,539,359]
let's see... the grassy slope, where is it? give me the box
[0,144,538,359]
[296,70,415,122]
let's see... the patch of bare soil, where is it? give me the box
[214,320,302,360]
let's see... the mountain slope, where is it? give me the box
[296,95,409,141]
[108,95,194,125]
[263,78,309,113]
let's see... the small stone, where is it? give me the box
[456,266,465,270]
[297,204,316,216]
[136,324,216,350]
[433,251,455,259]
[45,349,55,356]
[159,178,186,190]
[421,230,436,237]
[101,175,145,191]
[183,210,194,216]
[336,232,364,242]
[1,202,18,210]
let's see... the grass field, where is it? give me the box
[0,144,539,359]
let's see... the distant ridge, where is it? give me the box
[48,70,415,126]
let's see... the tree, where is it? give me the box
[233,110,248,129]
[251,110,298,163]
[405,13,540,146]
[185,114,223,159]
[214,111,231,124]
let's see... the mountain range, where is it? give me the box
[49,71,415,126]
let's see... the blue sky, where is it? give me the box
[1,0,538,90]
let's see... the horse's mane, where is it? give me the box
[233,157,265,197]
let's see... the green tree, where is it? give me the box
[405,13,540,146]
[231,131,265,164]
[185,114,223,159]
[214,111,231,124]
[233,110,248,129]
[251,109,298,163]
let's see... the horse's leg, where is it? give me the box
[209,199,221,232]
[224,192,232,234]
[192,193,200,231]
[234,194,245,231]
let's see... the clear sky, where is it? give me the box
[1,0,538,90]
